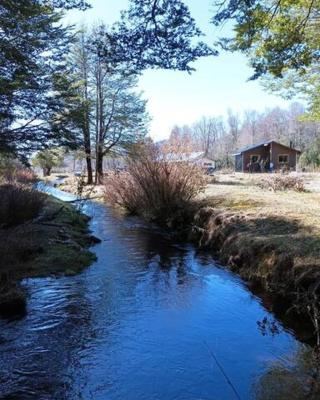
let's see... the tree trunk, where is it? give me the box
[80,31,93,186]
[94,53,105,186]
[84,130,93,184]
[95,147,104,184]
[86,153,93,184]
[43,167,51,176]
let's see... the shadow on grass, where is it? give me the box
[211,180,248,186]
[204,195,263,210]
[239,215,301,236]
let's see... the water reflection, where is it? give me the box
[254,346,320,400]
[0,186,304,399]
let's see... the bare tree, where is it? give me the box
[243,110,259,145]
[227,108,240,148]
[193,117,221,156]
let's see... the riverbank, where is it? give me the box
[45,173,105,200]
[189,172,320,339]
[0,192,98,317]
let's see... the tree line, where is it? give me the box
[169,102,320,168]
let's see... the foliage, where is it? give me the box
[0,184,45,227]
[65,24,150,183]
[258,175,306,192]
[0,0,90,160]
[212,1,320,79]
[212,1,320,125]
[32,148,65,176]
[299,137,320,170]
[104,141,206,225]
[1,0,216,173]
[108,0,216,72]
[0,154,37,184]
[60,30,94,183]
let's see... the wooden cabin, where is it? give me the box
[234,140,301,172]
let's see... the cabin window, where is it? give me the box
[250,155,259,163]
[278,154,289,164]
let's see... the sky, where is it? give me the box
[65,0,290,141]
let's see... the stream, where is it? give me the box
[0,184,306,400]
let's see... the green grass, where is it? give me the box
[25,196,97,278]
[0,194,98,316]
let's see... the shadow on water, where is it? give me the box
[0,184,308,400]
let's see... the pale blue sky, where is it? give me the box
[65,0,289,140]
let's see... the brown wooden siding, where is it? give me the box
[241,142,299,172]
[242,145,270,171]
[270,142,298,170]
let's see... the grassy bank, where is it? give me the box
[191,172,320,340]
[0,193,98,317]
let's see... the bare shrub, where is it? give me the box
[258,175,305,192]
[0,156,38,185]
[104,142,206,225]
[1,166,37,185]
[0,184,45,227]
[14,168,38,184]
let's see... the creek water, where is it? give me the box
[0,185,304,400]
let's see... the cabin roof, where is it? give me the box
[233,140,301,155]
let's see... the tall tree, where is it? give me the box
[193,117,219,156]
[66,30,94,184]
[227,109,240,148]
[0,0,90,160]
[243,110,259,145]
[90,25,148,183]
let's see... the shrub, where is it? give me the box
[104,142,206,225]
[298,138,320,171]
[2,167,38,185]
[0,154,38,185]
[0,184,45,227]
[258,175,305,192]
[32,148,65,176]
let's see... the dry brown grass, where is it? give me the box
[203,173,320,236]
[0,184,45,227]
[258,175,306,192]
[195,172,320,326]
[104,142,206,226]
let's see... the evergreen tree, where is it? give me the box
[0,0,90,159]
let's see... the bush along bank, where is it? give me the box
[189,205,320,343]
[0,185,99,318]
